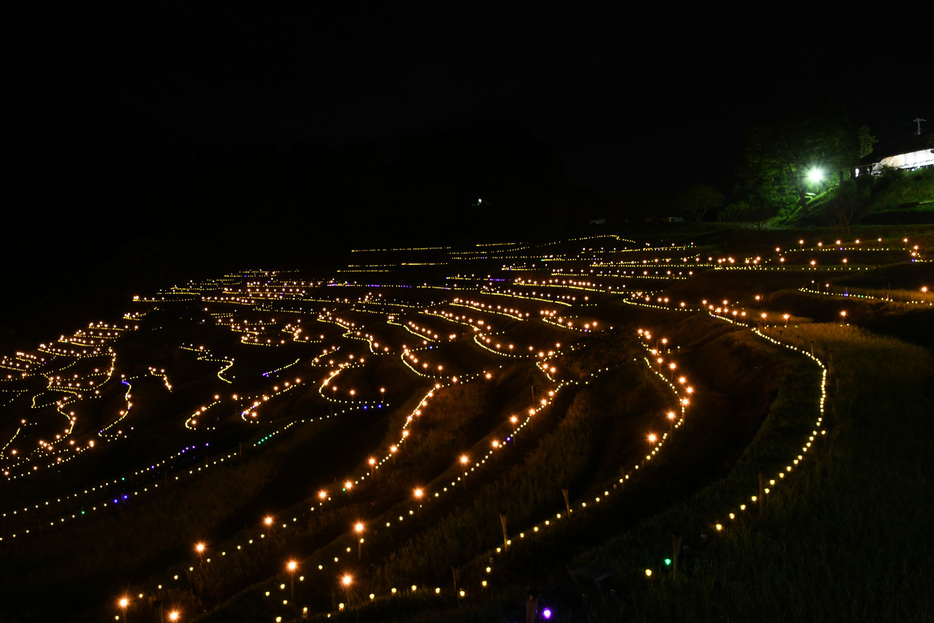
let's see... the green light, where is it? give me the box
[664,557,672,566]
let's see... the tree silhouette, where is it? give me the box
[734,102,859,219]
[673,183,724,222]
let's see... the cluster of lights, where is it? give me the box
[2,231,925,621]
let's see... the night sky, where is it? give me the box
[5,5,931,189]
[1,4,932,339]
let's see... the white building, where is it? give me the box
[858,120,934,176]
[871,146,934,174]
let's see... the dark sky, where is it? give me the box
[4,5,932,192]
[1,4,932,352]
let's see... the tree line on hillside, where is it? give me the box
[2,109,929,352]
[674,101,934,230]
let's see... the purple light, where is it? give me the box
[542,608,552,619]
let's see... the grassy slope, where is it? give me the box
[7,226,933,622]
[588,327,934,621]
[329,231,934,623]
[394,321,934,623]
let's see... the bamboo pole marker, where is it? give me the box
[758,469,765,515]
[672,533,683,577]
[526,592,539,623]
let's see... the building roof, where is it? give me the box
[871,120,932,161]
[859,120,933,172]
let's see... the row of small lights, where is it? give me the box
[291,328,687,618]
[0,442,211,542]
[119,276,614,617]
[0,234,904,620]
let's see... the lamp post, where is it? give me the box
[460,454,469,488]
[287,560,298,601]
[414,487,424,514]
[118,597,129,623]
[354,522,364,560]
[341,574,353,607]
[800,167,826,203]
